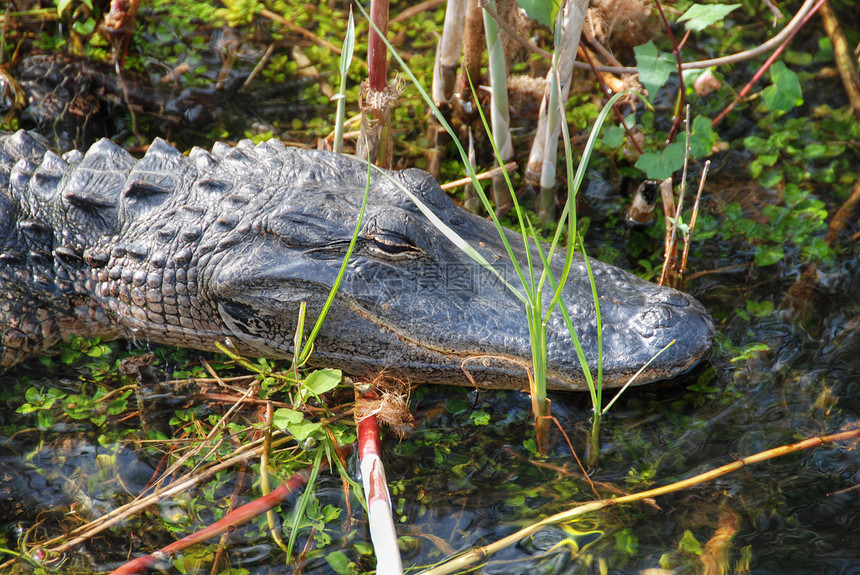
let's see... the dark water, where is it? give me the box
[2,221,857,575]
[2,2,860,574]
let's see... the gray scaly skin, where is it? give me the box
[0,130,715,391]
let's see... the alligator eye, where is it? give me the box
[368,234,422,259]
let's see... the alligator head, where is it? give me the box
[0,133,714,390]
[204,141,714,391]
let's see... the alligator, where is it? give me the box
[0,130,715,391]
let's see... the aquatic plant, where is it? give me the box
[357,1,616,461]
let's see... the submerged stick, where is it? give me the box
[419,427,860,575]
[107,446,351,575]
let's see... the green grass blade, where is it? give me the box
[541,91,638,409]
[339,8,356,78]
[298,159,372,364]
[601,339,676,414]
[354,1,532,299]
[334,7,356,154]
[464,70,537,298]
[286,446,325,558]
[580,244,603,402]
[532,91,636,408]
[362,161,529,306]
[545,90,634,310]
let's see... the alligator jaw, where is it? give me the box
[331,245,715,391]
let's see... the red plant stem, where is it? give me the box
[368,0,390,91]
[653,0,685,143]
[712,0,827,126]
[108,445,352,575]
[676,29,691,53]
[358,408,389,508]
[579,45,643,154]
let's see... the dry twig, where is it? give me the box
[419,427,860,575]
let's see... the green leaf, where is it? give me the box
[86,344,111,357]
[273,408,322,441]
[814,37,834,63]
[762,61,803,112]
[757,168,783,188]
[804,237,835,262]
[272,408,304,430]
[288,420,322,442]
[37,411,53,430]
[678,529,703,554]
[803,143,845,159]
[56,0,74,15]
[635,141,686,180]
[470,410,491,426]
[72,17,96,35]
[326,550,357,575]
[339,9,355,77]
[523,437,540,457]
[677,3,741,32]
[614,528,639,556]
[25,387,42,404]
[603,125,626,148]
[755,245,784,266]
[300,368,342,400]
[749,152,778,179]
[689,115,716,158]
[634,40,675,97]
[745,299,774,318]
[516,0,559,28]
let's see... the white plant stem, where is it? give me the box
[482,0,513,212]
[526,0,589,189]
[433,0,466,105]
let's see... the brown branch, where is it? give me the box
[681,0,818,70]
[712,0,827,126]
[579,45,643,154]
[570,0,819,74]
[825,177,860,245]
[440,161,517,190]
[819,0,860,119]
[420,427,860,575]
[390,0,445,24]
[259,8,342,55]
